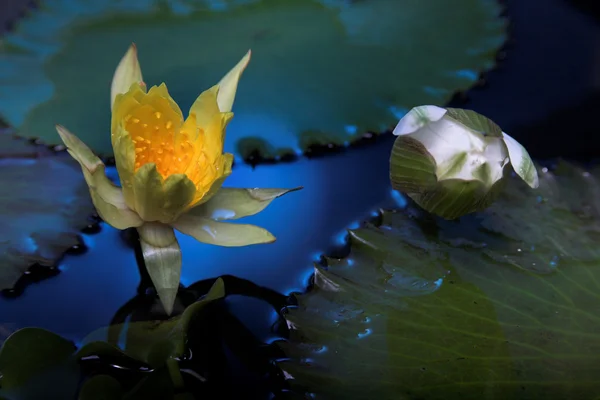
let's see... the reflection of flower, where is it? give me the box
[56,44,300,314]
[390,105,538,219]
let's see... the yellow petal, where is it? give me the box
[190,152,234,207]
[188,187,302,220]
[132,164,196,223]
[203,111,234,163]
[142,83,184,123]
[111,83,147,139]
[111,43,144,111]
[137,222,181,315]
[216,50,251,112]
[55,125,143,229]
[171,215,275,247]
[188,85,221,131]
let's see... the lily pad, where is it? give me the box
[0,132,94,292]
[277,162,600,399]
[0,0,505,161]
[0,327,80,400]
[0,279,225,399]
[0,327,76,389]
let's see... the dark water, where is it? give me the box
[465,0,600,160]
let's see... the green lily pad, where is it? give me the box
[0,0,505,160]
[0,327,76,389]
[0,133,94,292]
[278,162,600,399]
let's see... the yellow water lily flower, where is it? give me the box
[56,44,300,314]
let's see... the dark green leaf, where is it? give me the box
[0,134,94,291]
[0,0,505,159]
[0,327,76,389]
[78,375,123,400]
[445,108,503,137]
[279,163,600,399]
[123,367,181,400]
[75,340,149,370]
[81,278,225,368]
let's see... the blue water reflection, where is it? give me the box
[0,136,396,342]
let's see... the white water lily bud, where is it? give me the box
[390,105,538,219]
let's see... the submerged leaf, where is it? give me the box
[0,0,505,160]
[0,134,94,291]
[0,327,76,389]
[279,162,600,399]
[78,375,124,400]
[81,278,226,368]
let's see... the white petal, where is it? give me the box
[392,105,447,136]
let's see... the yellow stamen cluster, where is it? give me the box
[125,106,198,179]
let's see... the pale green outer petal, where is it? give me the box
[444,108,503,137]
[389,135,438,194]
[502,132,539,188]
[137,222,181,315]
[216,50,251,112]
[188,187,303,220]
[112,125,137,208]
[56,124,103,171]
[392,105,447,136]
[408,174,506,220]
[55,125,143,229]
[171,215,275,247]
[110,43,143,111]
[132,164,196,223]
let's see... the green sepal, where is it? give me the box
[389,135,437,194]
[137,222,182,315]
[445,108,503,137]
[171,215,275,247]
[56,125,143,229]
[408,173,506,220]
[188,186,302,220]
[132,164,196,223]
[502,132,539,188]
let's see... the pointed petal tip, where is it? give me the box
[157,288,178,316]
[111,42,144,109]
[282,186,303,197]
[55,124,72,141]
